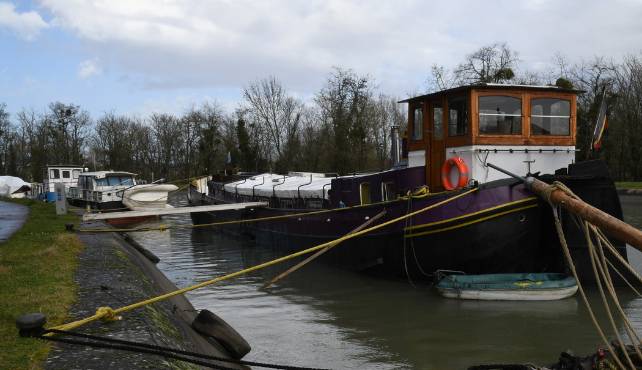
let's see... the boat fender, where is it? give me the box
[191,309,251,359]
[441,157,470,190]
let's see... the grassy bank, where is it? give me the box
[0,199,82,370]
[616,182,642,189]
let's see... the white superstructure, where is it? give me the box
[445,145,575,184]
[70,171,137,204]
[44,165,85,193]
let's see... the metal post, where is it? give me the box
[54,183,67,215]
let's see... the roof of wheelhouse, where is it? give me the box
[398,83,585,104]
[80,171,137,179]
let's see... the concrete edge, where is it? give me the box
[106,228,248,369]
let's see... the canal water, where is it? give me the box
[129,195,642,369]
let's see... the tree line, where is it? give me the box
[0,67,405,183]
[0,44,641,183]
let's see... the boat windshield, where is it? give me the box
[96,176,134,187]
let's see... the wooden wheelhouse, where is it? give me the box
[400,84,582,191]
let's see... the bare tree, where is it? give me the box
[454,42,518,84]
[0,104,12,174]
[427,65,457,92]
[243,77,304,171]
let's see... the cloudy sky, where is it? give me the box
[1,0,641,117]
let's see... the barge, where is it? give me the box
[189,84,625,282]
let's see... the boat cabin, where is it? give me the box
[70,171,137,203]
[43,164,86,201]
[400,83,581,191]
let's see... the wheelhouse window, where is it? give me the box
[531,98,570,136]
[448,97,468,136]
[50,169,59,179]
[412,106,423,140]
[62,170,70,179]
[479,96,522,135]
[433,103,443,140]
[72,169,81,179]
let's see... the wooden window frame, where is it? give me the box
[472,89,576,146]
[529,96,573,137]
[444,94,473,148]
[408,102,428,151]
[475,92,524,137]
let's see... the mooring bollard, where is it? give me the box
[16,313,47,337]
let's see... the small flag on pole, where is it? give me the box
[592,88,608,151]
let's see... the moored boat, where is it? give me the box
[189,83,626,283]
[435,273,578,301]
[122,183,179,211]
[43,164,85,201]
[68,171,177,211]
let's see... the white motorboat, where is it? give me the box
[68,171,177,211]
[122,184,179,211]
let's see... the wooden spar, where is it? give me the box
[483,162,642,251]
[82,202,267,222]
[525,176,642,252]
[261,210,387,289]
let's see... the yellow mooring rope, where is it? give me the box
[47,187,479,334]
[546,181,642,369]
[77,188,441,233]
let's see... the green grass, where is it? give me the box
[0,199,83,370]
[616,182,642,189]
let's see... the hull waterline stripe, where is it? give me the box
[404,196,538,232]
[404,204,539,238]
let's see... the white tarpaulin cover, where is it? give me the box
[0,176,31,198]
[224,173,332,199]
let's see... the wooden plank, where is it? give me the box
[82,202,268,221]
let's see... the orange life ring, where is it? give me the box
[441,157,470,190]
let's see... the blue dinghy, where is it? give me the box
[435,273,578,301]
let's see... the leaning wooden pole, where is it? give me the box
[261,210,387,289]
[525,176,642,252]
[485,162,642,252]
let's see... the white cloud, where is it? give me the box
[78,58,102,79]
[0,2,48,41]
[35,0,642,97]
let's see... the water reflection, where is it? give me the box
[126,194,642,369]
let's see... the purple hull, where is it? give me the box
[189,161,626,282]
[191,179,556,278]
